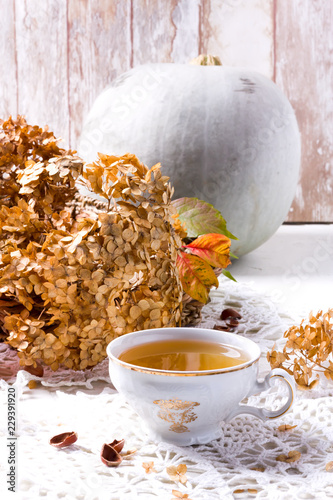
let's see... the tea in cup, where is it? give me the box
[107,327,294,446]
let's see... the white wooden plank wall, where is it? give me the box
[0,0,17,118]
[0,0,332,222]
[15,0,69,145]
[68,0,132,146]
[275,0,333,221]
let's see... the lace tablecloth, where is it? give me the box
[1,277,333,500]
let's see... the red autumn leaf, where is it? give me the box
[177,252,218,303]
[184,234,231,269]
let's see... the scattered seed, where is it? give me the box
[49,431,78,448]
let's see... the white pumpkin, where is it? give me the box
[79,59,301,256]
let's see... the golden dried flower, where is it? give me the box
[277,424,297,432]
[267,309,333,389]
[276,450,301,463]
[234,488,258,495]
[142,461,157,474]
[0,117,183,371]
[250,466,265,472]
[171,490,192,500]
[325,461,333,472]
[167,464,188,484]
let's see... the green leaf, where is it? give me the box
[222,270,237,282]
[172,197,237,240]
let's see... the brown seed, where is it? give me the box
[220,308,242,321]
[100,443,123,467]
[226,318,239,328]
[213,324,231,332]
[108,438,125,454]
[49,431,78,448]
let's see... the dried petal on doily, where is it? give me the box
[28,380,37,389]
[121,447,137,459]
[100,443,122,467]
[167,464,187,484]
[250,466,266,472]
[220,308,242,321]
[278,424,297,432]
[108,438,125,454]
[276,450,301,463]
[234,489,258,495]
[171,490,192,500]
[297,378,320,391]
[325,461,333,472]
[49,431,78,448]
[142,461,157,474]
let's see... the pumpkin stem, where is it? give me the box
[190,54,222,66]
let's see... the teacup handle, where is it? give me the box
[225,368,295,422]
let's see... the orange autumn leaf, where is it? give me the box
[177,252,218,303]
[184,234,231,269]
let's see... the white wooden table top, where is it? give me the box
[1,223,333,499]
[232,223,333,317]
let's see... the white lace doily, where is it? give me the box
[1,277,333,500]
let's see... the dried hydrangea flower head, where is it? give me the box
[0,117,183,371]
[0,115,80,211]
[268,309,333,389]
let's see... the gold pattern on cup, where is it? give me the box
[153,399,200,433]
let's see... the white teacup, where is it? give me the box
[107,327,294,446]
